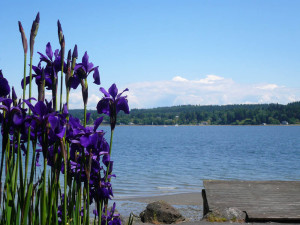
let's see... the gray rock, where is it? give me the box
[203,207,246,222]
[140,201,185,224]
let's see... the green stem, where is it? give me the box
[13,131,22,196]
[82,91,88,222]
[22,53,27,108]
[98,201,102,225]
[0,120,7,197]
[18,134,24,202]
[104,129,114,225]
[66,89,70,111]
[60,53,64,112]
[63,139,67,225]
[105,130,114,183]
[19,52,26,205]
[84,104,87,128]
[83,187,86,224]
[24,55,33,184]
[86,183,90,225]
[86,149,92,225]
[78,185,81,225]
[41,157,47,225]
[28,56,33,104]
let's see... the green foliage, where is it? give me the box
[71,102,300,126]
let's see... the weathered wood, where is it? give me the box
[203,180,300,222]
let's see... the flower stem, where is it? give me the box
[109,129,114,156]
[41,157,47,225]
[0,116,8,199]
[28,56,33,105]
[105,129,114,183]
[84,104,87,129]
[22,53,27,108]
[104,129,114,225]
[62,138,67,225]
[66,89,70,111]
[98,201,102,225]
[24,55,33,184]
[60,52,64,112]
[83,78,88,128]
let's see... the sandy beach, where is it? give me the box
[114,192,289,225]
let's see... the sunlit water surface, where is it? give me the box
[2,125,300,199]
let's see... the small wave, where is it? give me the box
[156,186,177,190]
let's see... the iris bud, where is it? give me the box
[81,80,88,106]
[12,87,17,106]
[30,12,40,57]
[18,21,28,54]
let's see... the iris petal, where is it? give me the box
[82,52,89,69]
[80,135,90,148]
[48,115,59,130]
[0,77,10,96]
[34,101,47,116]
[13,112,23,126]
[56,127,66,138]
[93,67,100,85]
[94,116,104,132]
[108,84,118,99]
[97,99,110,116]
[116,97,129,114]
[45,42,53,60]
[99,87,110,97]
[70,75,81,89]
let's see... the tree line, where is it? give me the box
[69,101,300,125]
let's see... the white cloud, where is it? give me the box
[197,74,225,84]
[256,84,279,90]
[172,76,188,82]
[124,75,300,109]
[68,91,101,109]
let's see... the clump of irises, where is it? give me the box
[0,13,129,225]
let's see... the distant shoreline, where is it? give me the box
[114,124,300,127]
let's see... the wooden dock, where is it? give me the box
[202,180,300,222]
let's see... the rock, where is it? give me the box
[140,201,185,224]
[203,207,246,222]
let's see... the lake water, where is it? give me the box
[2,125,300,199]
[109,125,300,198]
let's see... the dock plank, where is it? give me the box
[203,180,300,222]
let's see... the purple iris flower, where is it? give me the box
[21,42,66,93]
[70,52,100,90]
[99,202,121,225]
[97,84,129,130]
[48,115,66,139]
[89,179,113,202]
[24,100,58,148]
[21,62,52,91]
[75,52,96,80]
[0,70,11,97]
[0,97,26,129]
[38,42,67,77]
[48,104,68,143]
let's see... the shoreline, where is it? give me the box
[101,124,300,127]
[112,192,284,225]
[113,192,204,223]
[121,192,203,206]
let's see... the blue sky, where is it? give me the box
[1,0,300,109]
